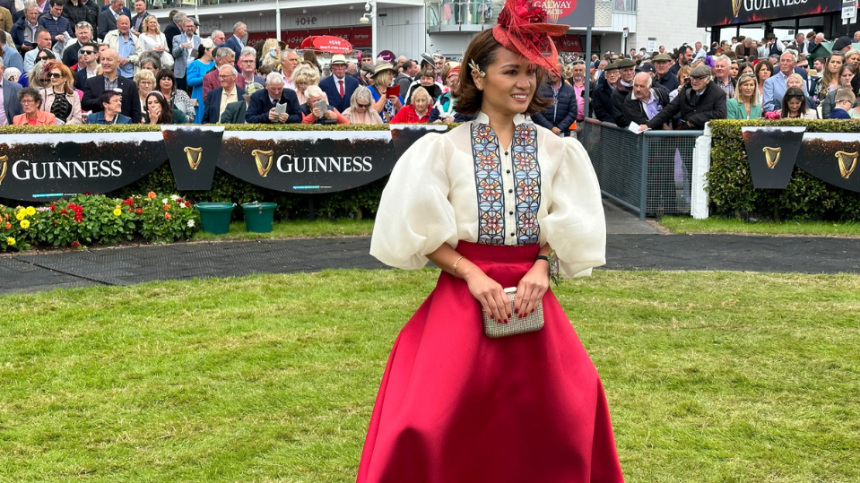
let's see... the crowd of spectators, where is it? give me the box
[592,31,860,132]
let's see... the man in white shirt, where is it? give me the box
[279,49,299,90]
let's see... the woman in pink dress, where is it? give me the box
[358,1,626,482]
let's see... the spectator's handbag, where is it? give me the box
[482,288,544,338]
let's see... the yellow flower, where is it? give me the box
[15,211,24,221]
[112,209,122,217]
[6,237,15,246]
[26,206,36,216]
[20,220,30,229]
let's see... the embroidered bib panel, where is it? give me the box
[470,122,541,246]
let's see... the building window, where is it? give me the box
[614,0,636,12]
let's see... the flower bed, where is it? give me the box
[0,192,200,252]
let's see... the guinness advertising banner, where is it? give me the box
[163,125,224,191]
[216,130,398,194]
[697,0,842,28]
[0,132,167,202]
[796,133,860,192]
[742,126,804,189]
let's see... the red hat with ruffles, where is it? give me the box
[493,0,569,77]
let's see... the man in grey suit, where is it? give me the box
[171,17,199,92]
[0,57,23,124]
[97,0,125,40]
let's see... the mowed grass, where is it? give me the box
[661,215,860,237]
[191,219,375,241]
[1,270,858,482]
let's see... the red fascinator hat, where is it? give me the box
[493,0,569,77]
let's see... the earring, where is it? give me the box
[469,59,485,78]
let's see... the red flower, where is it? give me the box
[176,197,183,203]
[50,204,56,212]
[71,241,81,248]
[185,201,191,207]
[83,192,91,196]
[135,208,142,215]
[60,209,68,215]
[128,207,133,212]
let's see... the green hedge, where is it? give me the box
[709,120,860,221]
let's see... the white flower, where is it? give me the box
[187,220,195,228]
[170,195,180,202]
[162,198,169,205]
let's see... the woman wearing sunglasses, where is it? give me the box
[781,86,818,119]
[341,86,383,125]
[40,60,82,125]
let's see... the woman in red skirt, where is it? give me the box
[360,1,625,481]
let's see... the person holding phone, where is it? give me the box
[368,60,402,123]
[300,85,349,124]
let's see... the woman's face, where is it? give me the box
[420,76,435,87]
[758,67,772,82]
[146,17,157,32]
[447,73,460,91]
[787,97,802,113]
[849,54,860,68]
[740,79,755,98]
[49,69,63,88]
[412,95,430,112]
[741,65,754,75]
[786,77,803,89]
[474,48,538,117]
[147,96,161,113]
[730,63,738,78]
[159,76,173,92]
[20,95,37,114]
[307,95,322,108]
[139,77,153,96]
[841,70,855,87]
[829,56,843,74]
[143,63,157,75]
[295,81,308,92]
[104,95,121,115]
[355,97,370,112]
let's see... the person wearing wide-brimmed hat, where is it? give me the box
[368,60,402,122]
[319,53,359,114]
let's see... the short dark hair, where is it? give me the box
[17,86,41,106]
[457,29,550,117]
[50,0,64,6]
[402,60,415,70]
[35,27,51,40]
[781,86,808,116]
[78,42,97,54]
[100,90,121,106]
[155,68,175,91]
[419,68,435,79]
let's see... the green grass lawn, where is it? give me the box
[191,219,375,241]
[661,216,860,236]
[1,270,858,482]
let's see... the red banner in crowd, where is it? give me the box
[350,27,371,47]
[329,27,351,41]
[246,32,276,47]
[283,30,309,48]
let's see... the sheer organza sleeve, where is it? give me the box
[542,138,606,278]
[370,133,458,270]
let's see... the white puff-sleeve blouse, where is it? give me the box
[370,112,606,278]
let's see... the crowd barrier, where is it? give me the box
[581,119,702,220]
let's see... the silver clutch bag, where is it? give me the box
[482,288,544,338]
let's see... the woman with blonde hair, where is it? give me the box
[135,69,157,113]
[258,39,282,71]
[40,60,82,124]
[300,85,349,124]
[291,64,320,104]
[368,61,403,122]
[342,86,384,125]
[390,86,432,123]
[726,73,761,119]
[139,16,172,69]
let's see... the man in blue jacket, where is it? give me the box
[532,60,577,136]
[38,0,73,47]
[245,72,302,124]
[591,62,618,123]
[319,54,358,114]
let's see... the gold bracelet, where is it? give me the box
[452,256,465,273]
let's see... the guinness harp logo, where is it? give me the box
[0,156,7,186]
[762,146,781,169]
[184,146,203,170]
[836,151,859,179]
[731,0,741,18]
[253,149,274,177]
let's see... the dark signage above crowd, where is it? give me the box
[697,0,843,28]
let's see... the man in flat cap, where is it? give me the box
[652,53,678,92]
[639,64,727,131]
[592,61,619,124]
[610,58,636,127]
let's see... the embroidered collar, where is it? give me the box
[474,111,527,126]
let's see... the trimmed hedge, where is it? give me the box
[709,119,860,221]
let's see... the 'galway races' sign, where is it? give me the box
[0,132,167,202]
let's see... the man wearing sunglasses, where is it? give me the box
[73,41,97,90]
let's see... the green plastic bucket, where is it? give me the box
[242,202,277,233]
[196,202,235,235]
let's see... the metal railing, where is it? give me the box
[582,119,702,219]
[426,0,499,27]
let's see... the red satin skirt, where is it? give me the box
[356,241,625,483]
